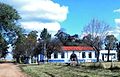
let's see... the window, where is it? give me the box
[82,52,86,58]
[61,52,65,58]
[54,52,58,58]
[88,52,92,58]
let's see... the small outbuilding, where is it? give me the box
[99,50,117,61]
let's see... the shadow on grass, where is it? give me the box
[108,66,120,72]
[44,72,55,77]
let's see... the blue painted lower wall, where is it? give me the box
[48,59,97,63]
[48,59,64,63]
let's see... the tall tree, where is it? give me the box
[26,31,38,57]
[40,28,51,62]
[0,33,8,58]
[13,33,27,63]
[104,35,117,61]
[13,31,38,63]
[0,2,21,58]
[34,36,63,64]
[82,19,110,62]
[24,31,38,63]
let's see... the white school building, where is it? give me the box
[48,46,97,63]
[37,46,118,64]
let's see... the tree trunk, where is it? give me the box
[97,51,100,62]
[44,42,47,63]
[118,50,120,61]
[37,55,39,65]
[107,49,110,62]
[16,57,20,63]
[92,46,100,62]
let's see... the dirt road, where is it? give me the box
[0,63,29,77]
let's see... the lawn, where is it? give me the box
[20,62,120,77]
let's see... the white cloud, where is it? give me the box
[115,19,120,25]
[109,19,120,38]
[2,0,68,35]
[21,21,60,32]
[114,9,120,13]
[114,19,120,37]
[113,8,120,38]
[19,0,68,22]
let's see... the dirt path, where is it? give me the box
[0,63,29,77]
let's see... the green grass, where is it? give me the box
[20,62,120,77]
[0,59,15,63]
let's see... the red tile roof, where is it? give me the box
[62,46,93,51]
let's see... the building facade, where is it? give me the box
[99,50,117,61]
[37,46,118,63]
[48,46,97,63]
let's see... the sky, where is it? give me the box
[1,0,120,37]
[53,0,120,36]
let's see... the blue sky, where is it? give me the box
[1,0,120,37]
[53,0,120,35]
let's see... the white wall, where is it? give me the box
[50,50,96,63]
[99,50,117,61]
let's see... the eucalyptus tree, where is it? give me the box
[26,31,38,56]
[34,35,63,64]
[40,28,51,62]
[25,31,38,63]
[82,19,110,62]
[0,33,8,58]
[13,33,26,63]
[33,41,43,63]
[0,2,21,58]
[0,2,21,34]
[104,35,117,61]
[13,30,38,63]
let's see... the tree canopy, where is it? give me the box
[55,29,82,46]
[104,35,118,61]
[105,35,117,50]
[0,2,21,32]
[82,19,110,62]
[0,2,21,58]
